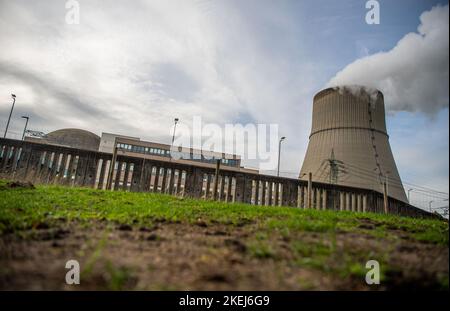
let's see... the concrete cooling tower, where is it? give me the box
[300,86,408,203]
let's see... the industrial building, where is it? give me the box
[300,86,408,203]
[25,128,101,152]
[22,85,408,203]
[25,129,254,173]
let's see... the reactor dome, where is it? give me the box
[300,85,408,203]
[43,128,101,151]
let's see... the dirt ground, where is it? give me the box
[0,219,448,290]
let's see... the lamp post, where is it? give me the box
[4,94,16,138]
[277,136,286,177]
[429,200,434,212]
[407,188,414,203]
[21,116,29,140]
[171,118,179,146]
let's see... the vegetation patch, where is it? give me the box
[0,180,448,290]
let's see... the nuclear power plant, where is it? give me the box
[300,86,408,203]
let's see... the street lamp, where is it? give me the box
[171,118,179,146]
[4,94,16,138]
[21,116,29,140]
[407,188,414,203]
[429,200,434,212]
[277,136,286,177]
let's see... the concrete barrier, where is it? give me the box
[0,138,436,219]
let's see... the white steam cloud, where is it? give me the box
[327,4,449,115]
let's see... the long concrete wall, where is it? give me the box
[0,138,435,219]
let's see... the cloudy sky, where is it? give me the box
[0,0,448,204]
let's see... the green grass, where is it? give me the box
[0,180,448,245]
[0,179,448,289]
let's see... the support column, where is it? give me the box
[122,162,131,190]
[345,193,351,211]
[322,189,327,210]
[254,180,260,205]
[234,174,245,203]
[351,193,357,212]
[225,176,233,202]
[362,195,368,213]
[176,170,183,195]
[273,183,279,206]
[307,173,312,209]
[168,168,175,195]
[184,168,204,198]
[289,183,298,207]
[130,159,143,192]
[298,186,303,208]
[260,181,266,206]
[267,182,273,206]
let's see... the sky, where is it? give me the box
[0,0,448,206]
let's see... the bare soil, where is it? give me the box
[0,220,447,290]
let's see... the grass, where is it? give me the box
[0,179,448,290]
[0,180,447,244]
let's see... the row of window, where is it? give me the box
[116,143,239,167]
[117,143,171,156]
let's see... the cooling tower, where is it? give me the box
[300,86,408,203]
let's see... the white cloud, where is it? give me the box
[327,4,449,115]
[0,0,318,174]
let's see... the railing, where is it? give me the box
[0,138,436,219]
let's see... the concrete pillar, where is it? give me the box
[315,188,321,210]
[122,162,131,190]
[345,193,351,211]
[0,145,12,172]
[38,151,52,184]
[84,154,99,188]
[184,168,204,198]
[357,194,363,212]
[74,154,89,187]
[289,183,298,207]
[281,182,290,207]
[55,153,68,185]
[176,170,183,195]
[130,159,143,192]
[254,180,260,205]
[203,173,211,199]
[322,189,327,210]
[16,147,32,181]
[351,193,356,212]
[10,146,21,174]
[298,186,303,208]
[48,153,61,184]
[274,182,279,206]
[267,182,273,206]
[168,168,175,194]
[152,167,160,192]
[243,177,253,204]
[160,167,167,193]
[141,161,152,192]
[260,181,266,206]
[40,151,50,183]
[234,174,245,203]
[362,195,368,213]
[225,176,233,202]
[69,155,80,187]
[113,161,122,190]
